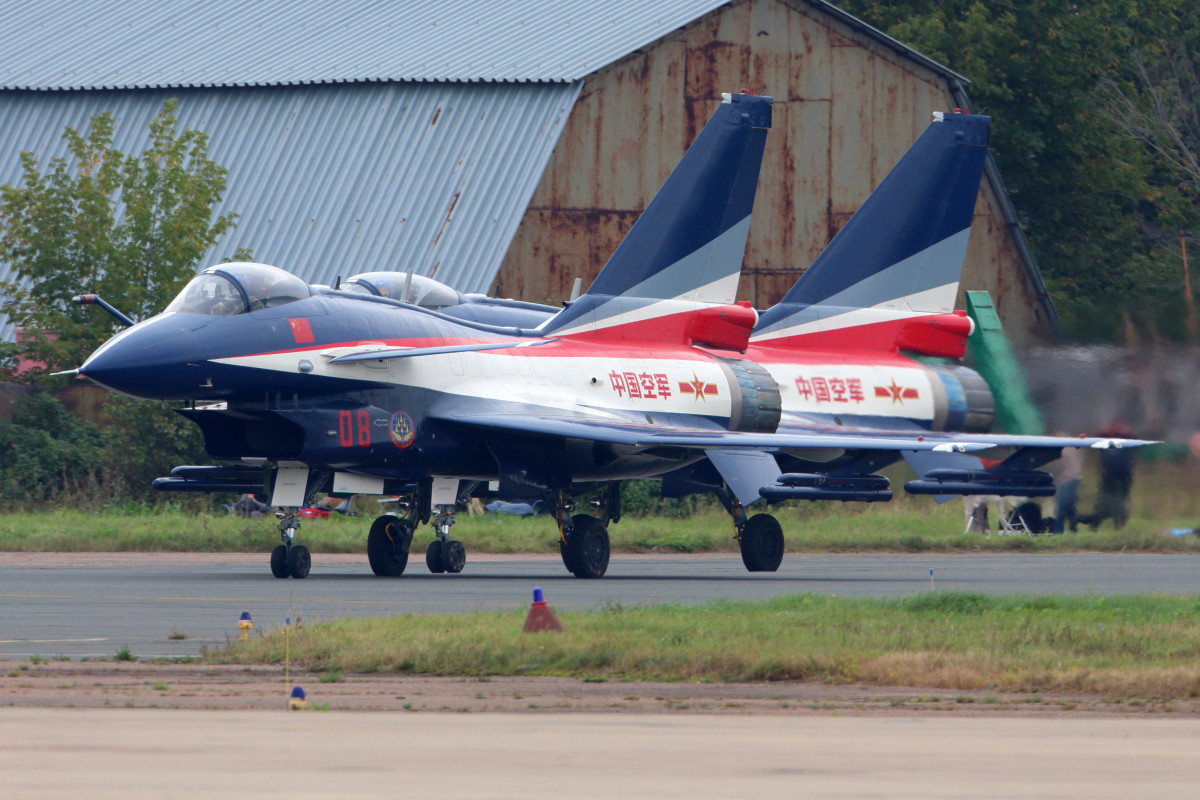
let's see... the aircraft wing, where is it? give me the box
[436,410,1157,505]
[431,410,998,453]
[773,417,1157,454]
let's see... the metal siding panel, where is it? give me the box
[787,4,831,101]
[683,4,749,104]
[748,0,790,99]
[828,42,873,219]
[871,62,911,188]
[551,86,600,209]
[782,100,830,299]
[594,61,645,211]
[0,82,579,341]
[743,98,789,303]
[644,40,688,194]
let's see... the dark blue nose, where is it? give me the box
[79,316,206,400]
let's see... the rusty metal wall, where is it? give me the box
[495,0,1050,342]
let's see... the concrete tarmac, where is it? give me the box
[1,552,1198,658]
[3,709,1198,799]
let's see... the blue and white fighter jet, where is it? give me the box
[73,93,1152,579]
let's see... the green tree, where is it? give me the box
[838,1,1193,339]
[1098,4,1200,339]
[0,99,247,376]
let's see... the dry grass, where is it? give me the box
[209,592,1200,700]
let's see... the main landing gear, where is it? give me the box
[365,487,420,577]
[271,510,311,579]
[366,513,413,577]
[553,484,616,579]
[716,487,784,572]
[365,482,467,577]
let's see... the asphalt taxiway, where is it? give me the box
[1,552,1197,659]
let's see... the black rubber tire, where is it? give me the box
[270,545,289,579]
[288,544,311,579]
[425,540,446,574]
[559,539,581,575]
[564,514,610,579]
[739,513,784,572]
[443,540,466,574]
[367,515,410,577]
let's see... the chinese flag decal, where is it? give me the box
[288,318,315,344]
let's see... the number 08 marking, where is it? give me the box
[338,410,371,447]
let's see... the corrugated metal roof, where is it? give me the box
[0,81,581,342]
[0,0,733,89]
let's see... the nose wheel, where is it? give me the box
[426,538,465,573]
[270,512,311,579]
[425,507,466,573]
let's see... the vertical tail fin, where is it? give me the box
[540,92,772,338]
[752,111,990,350]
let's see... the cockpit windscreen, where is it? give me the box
[165,263,311,315]
[343,272,462,310]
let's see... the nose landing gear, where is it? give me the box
[270,511,311,579]
[425,506,466,574]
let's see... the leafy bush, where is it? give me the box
[99,395,207,502]
[0,389,207,508]
[0,391,104,502]
[620,479,715,518]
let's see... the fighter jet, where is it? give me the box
[73,93,1152,579]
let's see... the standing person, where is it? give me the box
[1088,422,1136,530]
[1048,435,1083,533]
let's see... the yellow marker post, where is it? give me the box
[237,612,253,640]
[284,616,291,689]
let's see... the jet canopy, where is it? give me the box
[165,263,311,316]
[341,272,463,310]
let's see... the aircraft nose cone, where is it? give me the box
[79,336,149,396]
[78,317,196,399]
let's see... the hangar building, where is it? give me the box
[0,0,1054,345]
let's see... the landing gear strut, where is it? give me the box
[553,484,615,579]
[716,487,784,572]
[271,510,311,579]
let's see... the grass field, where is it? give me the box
[2,462,1198,554]
[210,591,1200,700]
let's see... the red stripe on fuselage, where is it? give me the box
[234,334,719,363]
